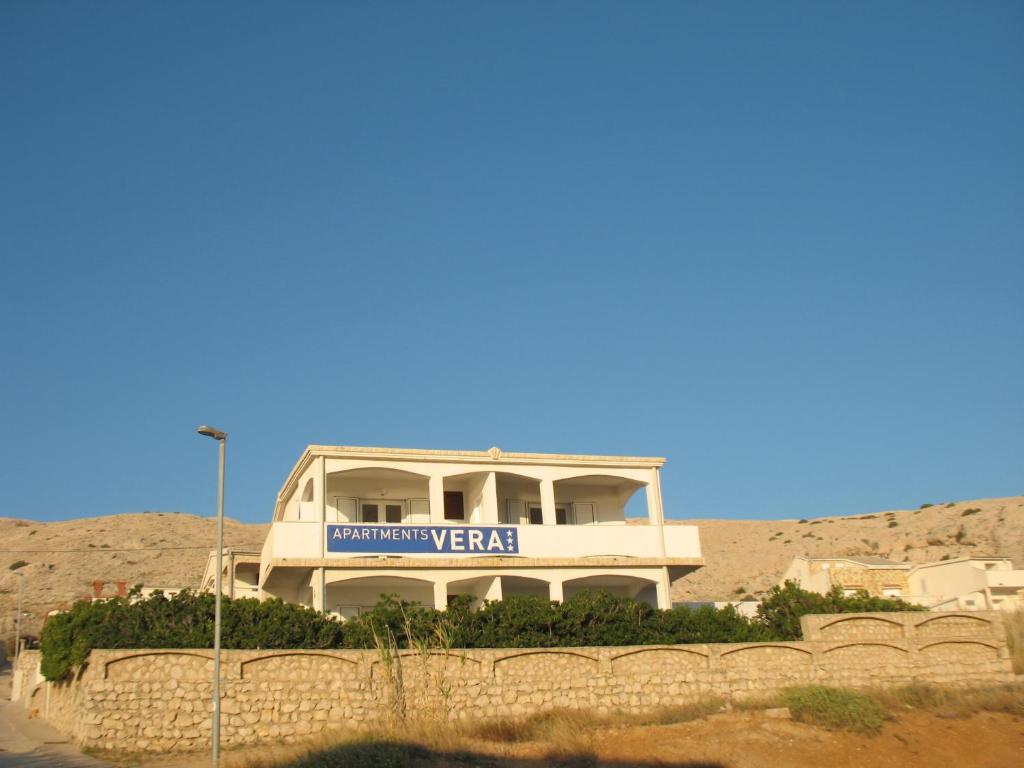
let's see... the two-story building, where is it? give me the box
[204,444,703,618]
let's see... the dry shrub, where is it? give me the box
[869,682,1024,719]
[781,686,886,735]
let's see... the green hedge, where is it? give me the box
[39,582,923,681]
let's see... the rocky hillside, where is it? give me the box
[670,495,1024,603]
[1,496,1021,641]
[0,512,268,641]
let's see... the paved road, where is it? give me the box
[0,668,112,768]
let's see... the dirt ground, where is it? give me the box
[136,709,1024,768]
[581,710,1024,768]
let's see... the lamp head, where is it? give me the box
[196,425,227,441]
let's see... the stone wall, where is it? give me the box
[19,611,1014,754]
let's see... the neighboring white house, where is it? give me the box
[780,555,1024,611]
[201,444,704,618]
[907,557,1024,612]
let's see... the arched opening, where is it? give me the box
[552,475,648,525]
[442,471,495,524]
[562,574,659,607]
[501,575,552,600]
[325,575,435,619]
[494,471,543,524]
[447,575,501,608]
[326,467,430,524]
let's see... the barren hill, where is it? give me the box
[0,512,268,641]
[1,496,1021,641]
[669,495,1024,603]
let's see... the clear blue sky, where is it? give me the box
[1,1,1021,524]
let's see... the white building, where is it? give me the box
[780,554,1024,611]
[203,444,703,617]
[907,557,1024,612]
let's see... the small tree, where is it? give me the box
[756,580,924,640]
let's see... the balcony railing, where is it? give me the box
[264,521,700,561]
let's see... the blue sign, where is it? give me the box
[327,524,519,555]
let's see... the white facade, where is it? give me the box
[208,445,703,617]
[781,555,1024,612]
[906,557,1024,612]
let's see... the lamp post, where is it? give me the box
[197,425,227,767]
[13,572,24,662]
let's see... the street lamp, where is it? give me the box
[13,572,24,662]
[197,425,227,767]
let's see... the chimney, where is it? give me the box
[116,580,127,597]
[92,580,105,599]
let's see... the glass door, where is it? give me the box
[359,500,404,523]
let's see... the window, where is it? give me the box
[503,499,524,525]
[444,491,465,521]
[361,503,379,523]
[882,587,902,598]
[842,587,861,597]
[408,498,430,523]
[528,505,543,525]
[572,502,596,525]
[555,507,570,525]
[385,504,402,523]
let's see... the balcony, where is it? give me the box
[263,520,701,564]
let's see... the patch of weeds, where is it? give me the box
[940,554,952,561]
[783,539,792,544]
[960,508,981,517]
[734,586,747,595]
[888,521,898,528]
[28,530,37,536]
[954,528,967,543]
[781,686,885,735]
[810,520,822,525]
[859,514,878,520]
[919,503,934,509]
[8,560,28,570]
[100,544,111,549]
[945,502,956,508]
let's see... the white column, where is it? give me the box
[316,456,327,557]
[481,472,499,523]
[656,567,672,610]
[485,576,503,602]
[318,568,327,613]
[540,479,556,525]
[646,468,664,525]
[648,468,667,556]
[429,475,446,524]
[548,580,564,603]
[433,580,448,610]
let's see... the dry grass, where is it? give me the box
[867,681,1024,719]
[1004,609,1024,674]
[463,698,725,743]
[204,700,726,768]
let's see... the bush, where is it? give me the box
[40,590,345,680]
[756,581,925,641]
[781,686,885,734]
[961,508,981,517]
[8,560,28,571]
[40,584,925,681]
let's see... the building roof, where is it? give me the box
[277,444,666,508]
[796,555,911,569]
